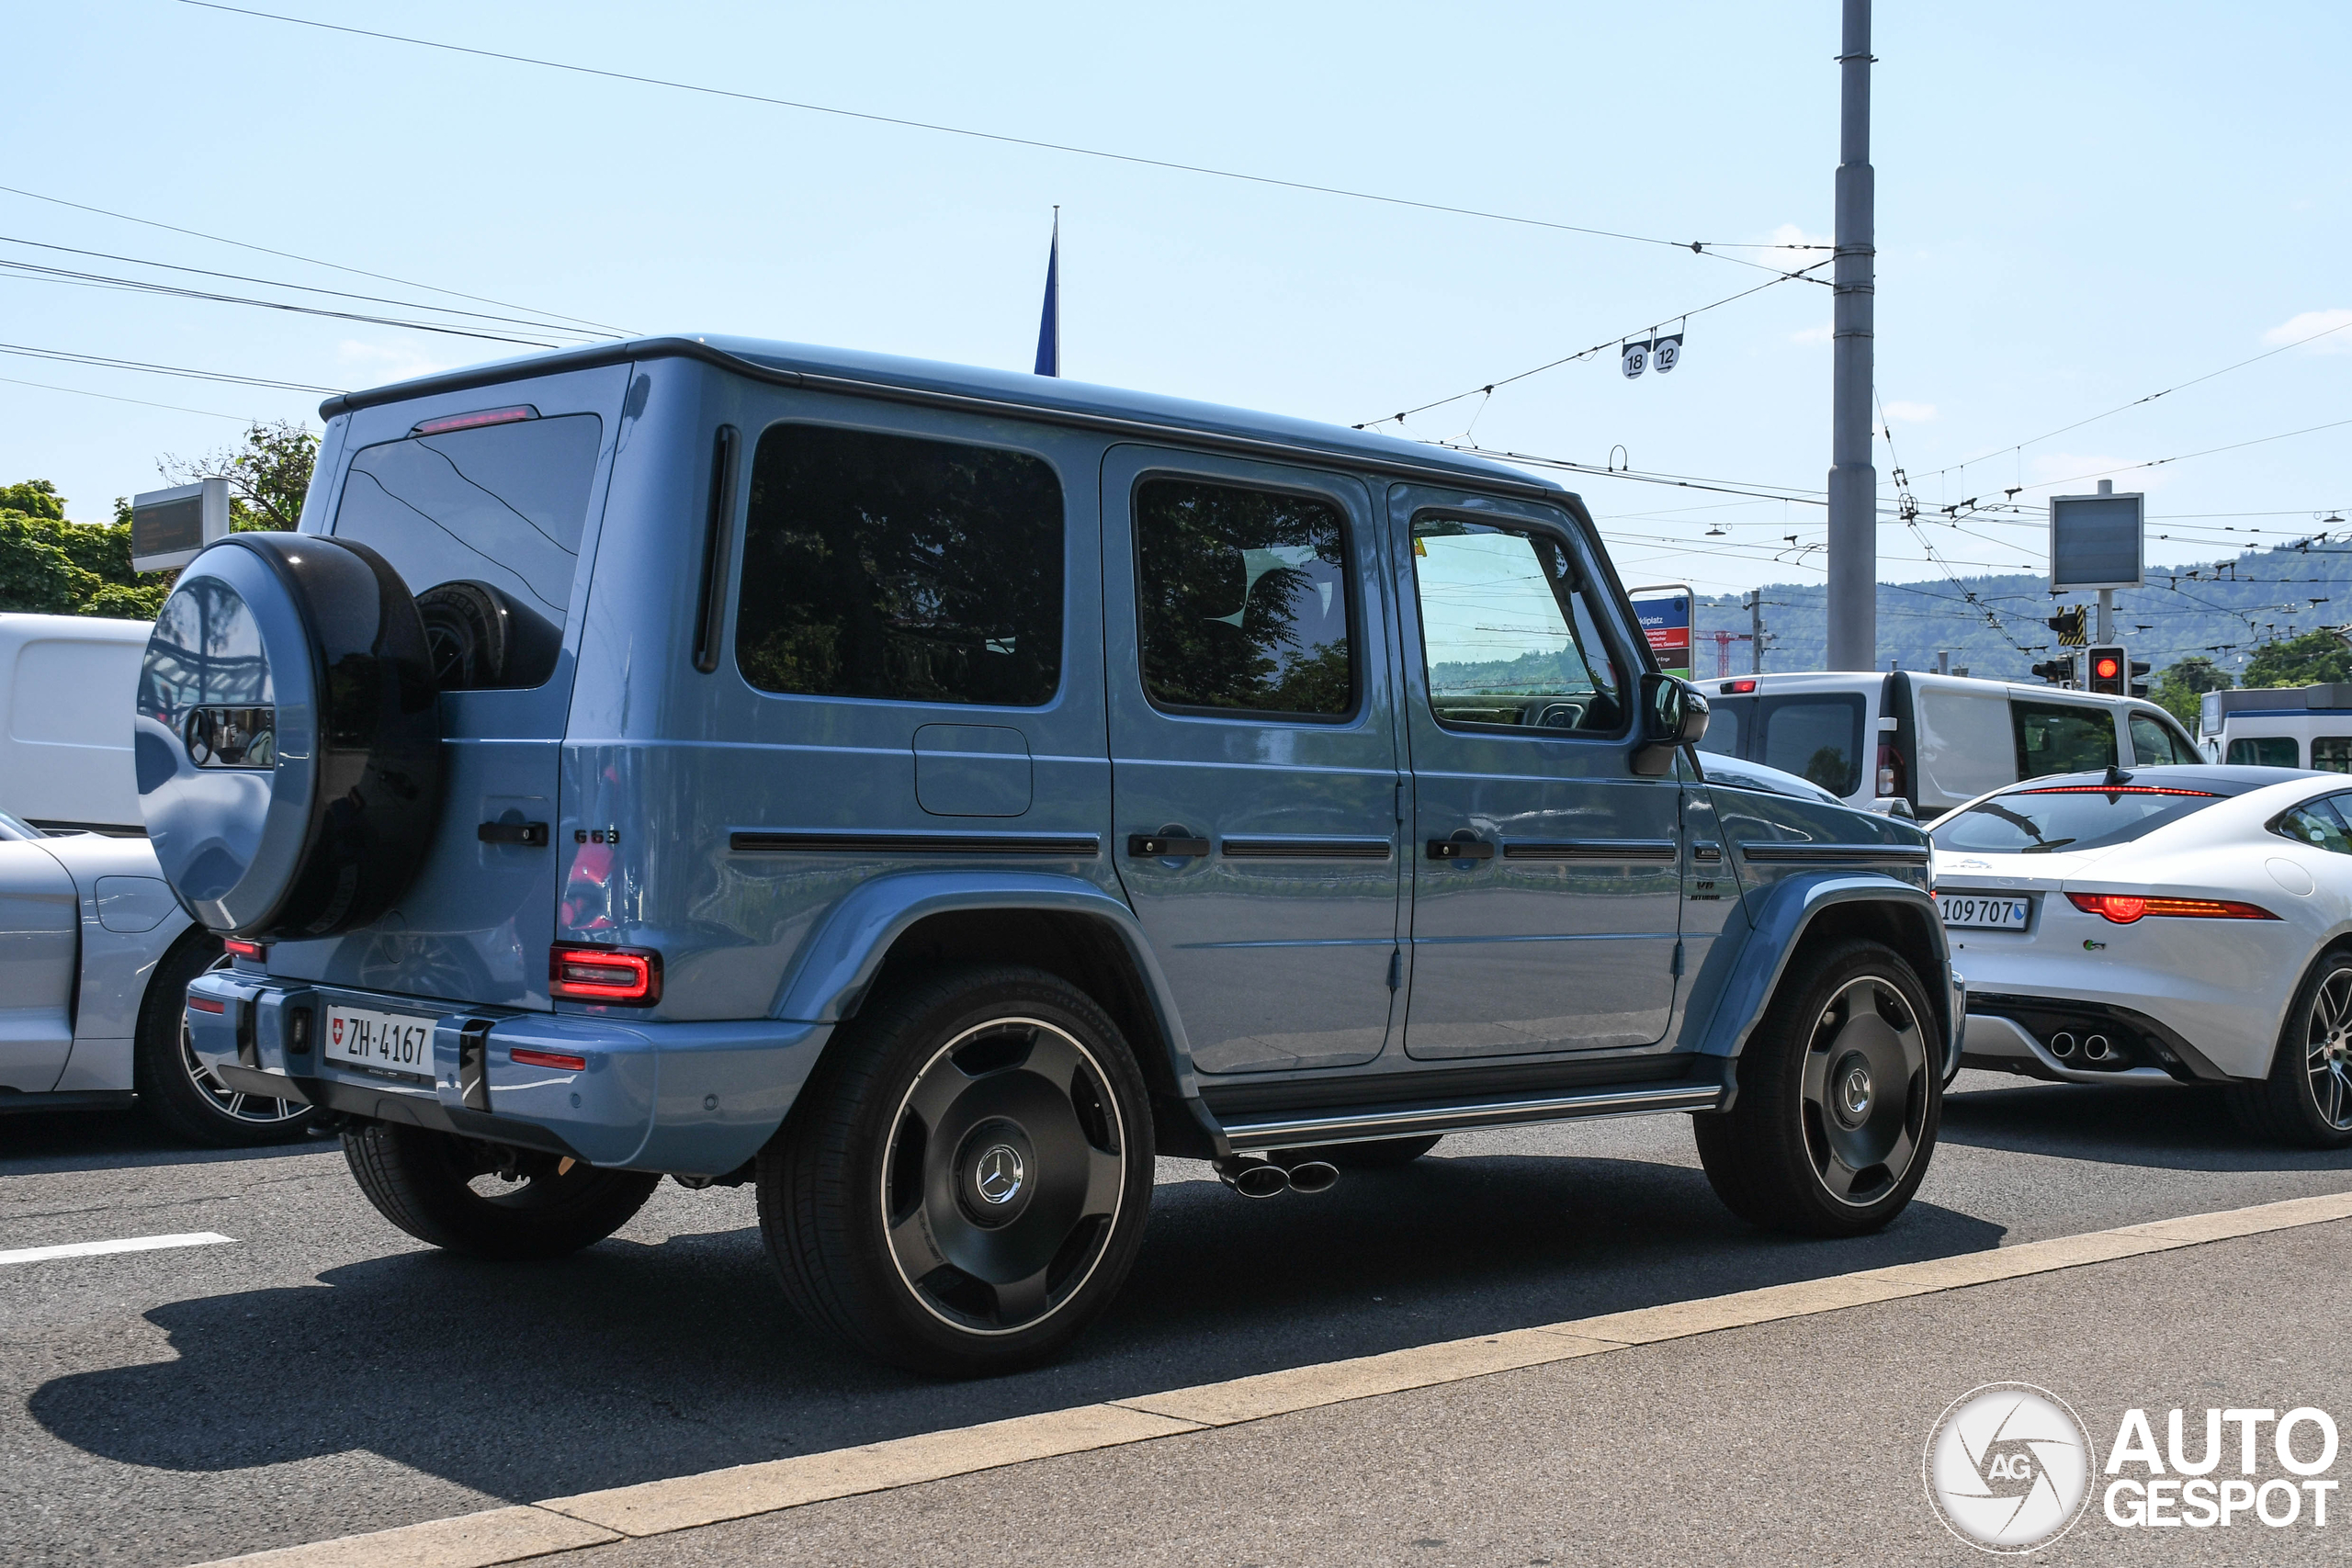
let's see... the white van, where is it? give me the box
[0,614,150,834]
[1693,670,2204,820]
[2198,684,2352,770]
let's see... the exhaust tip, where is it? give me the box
[1217,1158,1290,1199]
[2049,1032,2077,1058]
[2084,1033,2112,1062]
[1283,1159,1340,1195]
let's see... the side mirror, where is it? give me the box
[1631,673,1709,777]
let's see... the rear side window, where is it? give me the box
[2129,712,2199,767]
[1134,478,1353,718]
[1931,784,2224,855]
[1758,695,1863,795]
[2013,700,2116,779]
[2315,738,2352,773]
[2275,797,2352,853]
[2228,736,2299,767]
[734,425,1065,707]
[333,412,604,686]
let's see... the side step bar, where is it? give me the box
[1218,1080,1725,1152]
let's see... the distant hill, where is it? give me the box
[1679,542,2352,682]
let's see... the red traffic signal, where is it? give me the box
[2086,644,2129,695]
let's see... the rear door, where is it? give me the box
[269,365,633,1007]
[2010,694,2120,781]
[1102,446,1405,1077]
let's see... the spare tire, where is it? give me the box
[138,532,442,941]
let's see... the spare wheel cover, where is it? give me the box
[138,532,442,940]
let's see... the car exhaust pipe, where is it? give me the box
[1281,1159,1340,1195]
[2049,1031,2077,1059]
[2083,1033,2113,1062]
[1215,1157,1290,1199]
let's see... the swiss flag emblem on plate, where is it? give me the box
[331,1018,345,1045]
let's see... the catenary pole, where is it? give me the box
[1825,0,1877,671]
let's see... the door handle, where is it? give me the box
[1426,835,1496,862]
[1127,832,1211,858]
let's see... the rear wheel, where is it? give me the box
[1693,939,1942,1237]
[343,1122,658,1259]
[135,935,319,1147]
[758,964,1154,1377]
[2227,951,2352,1149]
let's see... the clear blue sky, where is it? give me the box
[6,1,2346,602]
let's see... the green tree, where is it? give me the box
[2148,653,2231,728]
[0,479,65,520]
[0,482,173,620]
[158,419,318,530]
[2242,630,2352,691]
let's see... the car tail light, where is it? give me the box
[511,1047,589,1071]
[1876,739,1907,798]
[2065,892,2280,924]
[411,404,537,436]
[224,939,266,960]
[548,943,662,1004]
[187,994,226,1014]
[1720,679,1757,694]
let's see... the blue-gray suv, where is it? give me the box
[150,337,1958,1374]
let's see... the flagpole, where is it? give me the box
[1033,207,1061,378]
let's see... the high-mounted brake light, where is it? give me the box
[2018,785,2218,798]
[411,404,538,436]
[548,942,662,1005]
[1721,679,1758,694]
[224,939,266,959]
[2066,892,2280,924]
[510,1047,589,1071]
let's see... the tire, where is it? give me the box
[758,963,1156,1377]
[134,933,320,1147]
[2226,950,2352,1149]
[1693,939,1943,1237]
[1285,1134,1442,1170]
[342,1122,659,1259]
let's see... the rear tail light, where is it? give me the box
[224,939,266,960]
[548,943,662,1004]
[511,1047,589,1071]
[187,994,226,1014]
[1876,739,1907,799]
[2065,892,2280,924]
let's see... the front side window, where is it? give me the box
[2013,700,2117,779]
[2227,736,2299,767]
[2130,712,2199,767]
[1409,517,1624,734]
[734,424,1064,706]
[1133,477,1353,718]
[1758,696,1863,795]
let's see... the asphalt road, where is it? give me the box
[3,1070,2348,1568]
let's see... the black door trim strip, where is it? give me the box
[1502,839,1679,861]
[730,830,1102,856]
[1219,836,1395,861]
[1735,841,1930,864]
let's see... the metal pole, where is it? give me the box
[1748,591,1765,672]
[1825,0,1877,671]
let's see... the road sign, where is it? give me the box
[1630,583,1694,679]
[131,477,229,573]
[2049,491,2144,592]
[1621,340,1650,378]
[1652,332,1682,373]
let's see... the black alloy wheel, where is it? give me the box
[1694,938,1942,1236]
[135,937,318,1147]
[2228,950,2352,1149]
[759,964,1154,1376]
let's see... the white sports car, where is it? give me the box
[0,807,317,1145]
[1932,763,2352,1146]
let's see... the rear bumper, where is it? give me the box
[184,973,830,1176]
[1961,992,2237,1086]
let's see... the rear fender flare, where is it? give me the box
[768,869,1216,1139]
[1682,872,1958,1086]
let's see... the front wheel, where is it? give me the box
[758,964,1155,1377]
[2226,951,2352,1149]
[1693,939,1942,1237]
[343,1122,659,1259]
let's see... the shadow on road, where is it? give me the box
[26,1146,2004,1505]
[1939,1074,2352,1174]
[0,1107,332,1177]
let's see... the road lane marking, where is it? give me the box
[184,1189,2352,1568]
[0,1231,234,1266]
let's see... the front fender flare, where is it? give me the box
[1680,871,1958,1081]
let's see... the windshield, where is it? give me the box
[0,807,36,840]
[1930,783,2225,856]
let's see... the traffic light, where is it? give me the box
[2129,660,2151,700]
[2086,644,2128,696]
[2030,657,2076,686]
[2047,605,2087,648]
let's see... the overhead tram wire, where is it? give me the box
[180,1,1823,276]
[0,344,343,395]
[1357,260,1835,430]
[0,183,631,337]
[0,234,612,339]
[0,373,259,423]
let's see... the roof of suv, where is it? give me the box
[318,333,1565,503]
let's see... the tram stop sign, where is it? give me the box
[2048,491,2144,592]
[1630,583,1694,679]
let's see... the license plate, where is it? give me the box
[1937,893,2031,931]
[324,1005,436,1079]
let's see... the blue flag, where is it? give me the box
[1033,209,1059,378]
